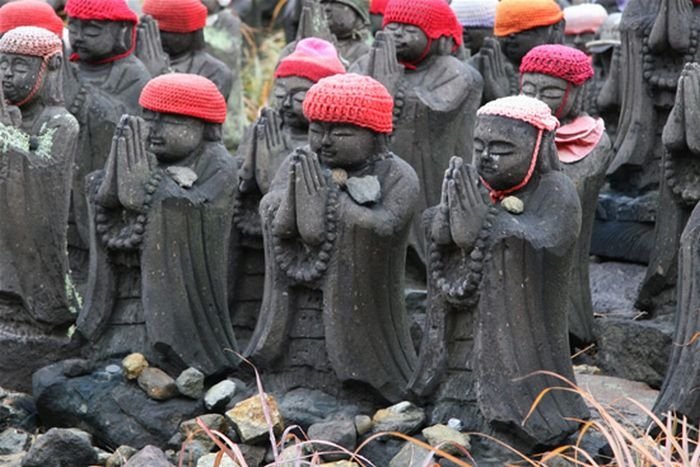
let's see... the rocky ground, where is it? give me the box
[0,260,670,466]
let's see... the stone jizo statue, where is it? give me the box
[520,44,614,344]
[76,73,240,377]
[563,3,608,53]
[246,73,418,404]
[450,0,498,57]
[412,96,589,449]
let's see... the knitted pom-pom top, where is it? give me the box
[564,4,608,35]
[303,73,393,134]
[494,0,563,37]
[520,44,594,86]
[143,0,207,33]
[0,26,62,58]
[383,0,463,47]
[275,38,346,83]
[139,73,227,124]
[0,0,64,37]
[477,95,559,132]
[65,0,138,24]
[451,0,498,28]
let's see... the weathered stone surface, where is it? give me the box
[0,452,23,467]
[180,414,227,449]
[388,442,433,467]
[204,380,237,411]
[0,387,36,433]
[196,452,239,467]
[593,317,673,388]
[34,360,203,449]
[106,445,138,467]
[279,388,342,428]
[137,367,178,401]
[308,419,356,461]
[124,445,173,467]
[176,368,205,400]
[354,415,372,436]
[21,428,96,467]
[238,444,266,467]
[95,447,112,464]
[178,440,210,466]
[422,424,470,455]
[0,428,31,455]
[355,438,403,466]
[372,402,426,435]
[225,394,284,444]
[345,175,381,205]
[122,353,149,381]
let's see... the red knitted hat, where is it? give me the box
[494,0,563,37]
[369,0,389,14]
[275,38,345,83]
[0,0,64,37]
[520,44,594,86]
[139,73,227,124]
[142,0,207,33]
[382,0,463,47]
[65,0,138,24]
[303,73,393,134]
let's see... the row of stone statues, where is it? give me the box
[0,0,697,453]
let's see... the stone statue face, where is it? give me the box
[68,18,127,62]
[274,76,314,129]
[498,24,555,64]
[309,121,375,170]
[143,110,205,163]
[474,115,539,191]
[565,32,596,53]
[159,31,195,57]
[384,22,429,63]
[463,26,493,55]
[0,53,43,105]
[324,1,360,39]
[521,72,579,118]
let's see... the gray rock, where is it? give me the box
[204,380,236,411]
[106,445,138,467]
[180,413,227,449]
[0,452,23,467]
[0,428,30,455]
[33,360,203,449]
[593,317,674,388]
[0,388,37,432]
[388,442,433,467]
[166,166,198,188]
[238,444,266,466]
[354,415,372,436]
[21,428,97,467]
[372,401,426,435]
[176,368,205,399]
[345,175,381,205]
[178,440,210,466]
[308,419,356,461]
[124,445,174,467]
[137,368,178,401]
[95,447,112,464]
[225,394,284,444]
[197,452,239,467]
[279,388,341,427]
[446,419,463,431]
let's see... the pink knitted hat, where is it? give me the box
[143,0,207,33]
[478,95,559,131]
[369,0,389,14]
[564,4,608,35]
[275,38,346,83]
[0,0,64,37]
[65,0,138,23]
[303,73,393,134]
[520,44,594,86]
[383,0,463,47]
[0,25,62,58]
[451,0,498,28]
[139,73,227,124]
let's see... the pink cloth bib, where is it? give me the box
[555,115,605,163]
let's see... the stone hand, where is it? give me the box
[476,37,510,101]
[272,150,298,238]
[368,31,404,97]
[96,123,122,208]
[447,157,489,250]
[255,107,287,193]
[116,115,155,211]
[296,0,334,42]
[295,149,329,245]
[431,167,453,245]
[682,62,700,154]
[136,15,171,77]
[0,79,21,127]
